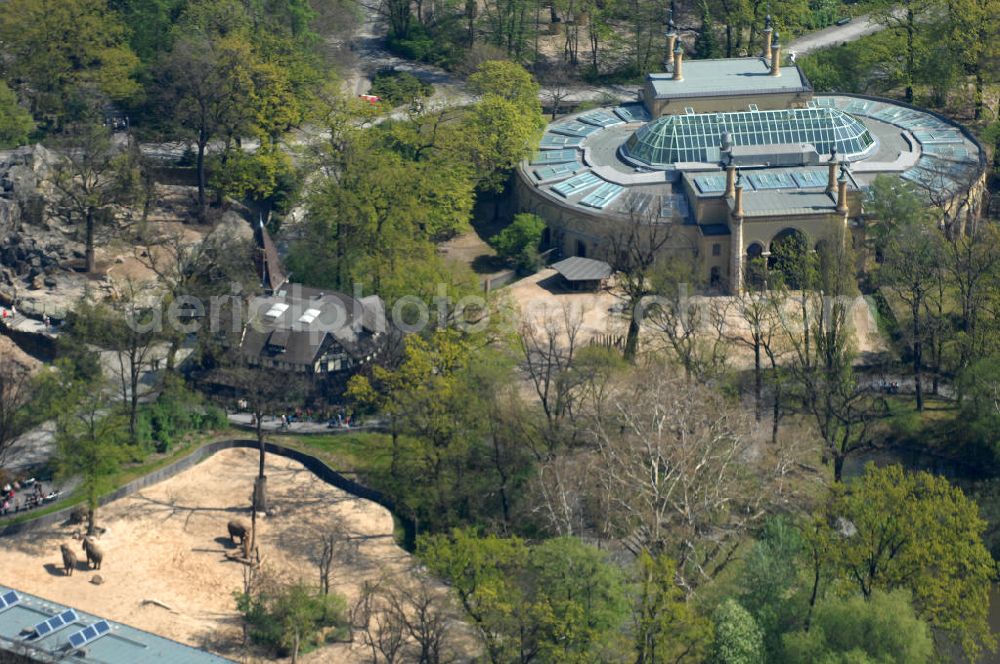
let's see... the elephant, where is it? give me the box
[227,520,250,545]
[81,537,103,570]
[60,544,77,576]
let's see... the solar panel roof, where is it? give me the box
[0,591,20,611]
[67,620,111,649]
[0,584,234,663]
[31,609,79,638]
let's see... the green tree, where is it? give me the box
[695,3,722,59]
[818,464,996,660]
[864,175,928,260]
[736,518,810,659]
[157,33,257,218]
[632,550,713,663]
[782,590,933,664]
[490,213,546,272]
[711,600,764,664]
[0,0,140,127]
[468,60,540,108]
[55,390,127,536]
[419,529,631,664]
[0,82,35,148]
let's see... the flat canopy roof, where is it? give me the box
[551,256,613,281]
[647,58,809,99]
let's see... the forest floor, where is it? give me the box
[0,447,447,663]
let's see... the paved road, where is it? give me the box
[787,15,887,56]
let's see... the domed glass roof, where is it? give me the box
[621,107,875,168]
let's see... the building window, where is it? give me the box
[712,243,721,257]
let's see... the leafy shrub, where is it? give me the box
[490,213,546,273]
[370,69,434,107]
[136,379,226,453]
[236,581,349,659]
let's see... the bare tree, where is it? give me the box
[355,575,459,664]
[644,258,729,383]
[67,279,164,443]
[51,123,142,272]
[587,368,771,592]
[727,262,790,432]
[517,303,585,439]
[608,197,676,360]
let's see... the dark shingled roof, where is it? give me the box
[254,223,287,293]
[551,256,613,282]
[240,284,384,371]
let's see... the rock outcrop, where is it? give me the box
[0,145,87,313]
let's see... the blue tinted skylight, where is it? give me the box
[622,107,875,167]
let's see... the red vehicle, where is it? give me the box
[358,94,381,105]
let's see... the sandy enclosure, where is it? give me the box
[0,448,425,662]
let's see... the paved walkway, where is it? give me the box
[227,413,384,435]
[787,15,888,56]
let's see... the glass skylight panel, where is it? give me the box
[580,183,624,209]
[845,100,873,114]
[791,170,829,188]
[623,108,874,167]
[578,111,624,127]
[912,129,963,145]
[531,149,578,165]
[748,172,795,190]
[540,134,584,149]
[264,303,289,319]
[552,172,602,197]
[614,105,650,122]
[533,162,583,181]
[298,308,321,324]
[549,121,601,138]
[694,175,727,193]
[32,609,79,638]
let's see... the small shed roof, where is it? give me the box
[551,257,613,282]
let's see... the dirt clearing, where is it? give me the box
[0,448,435,662]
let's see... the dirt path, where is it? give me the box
[787,14,887,56]
[0,448,435,662]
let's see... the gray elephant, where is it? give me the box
[60,544,77,576]
[81,537,103,570]
[227,520,250,545]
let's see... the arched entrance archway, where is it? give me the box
[746,242,767,290]
[768,228,810,289]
